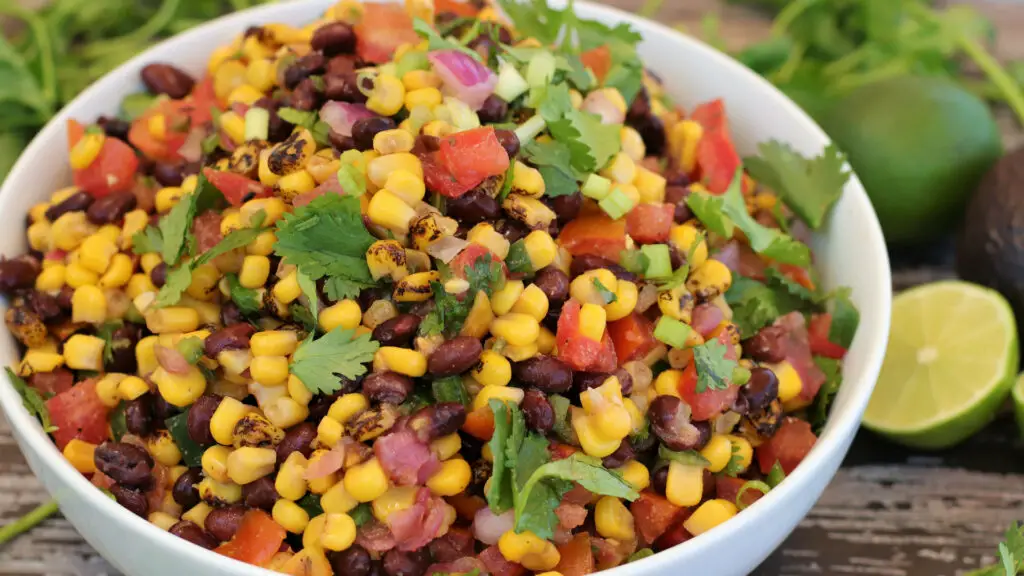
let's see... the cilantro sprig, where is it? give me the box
[744,142,850,229]
[289,328,379,395]
[5,367,55,433]
[421,254,505,336]
[692,338,738,393]
[967,523,1024,576]
[132,173,224,265]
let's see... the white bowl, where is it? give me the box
[0,1,891,575]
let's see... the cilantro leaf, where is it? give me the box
[692,338,738,393]
[744,142,850,229]
[6,368,56,432]
[725,273,807,339]
[764,265,822,305]
[350,503,373,527]
[810,356,842,434]
[548,394,575,444]
[432,375,470,406]
[722,442,745,477]
[159,174,224,266]
[828,287,860,349]
[619,249,650,275]
[289,328,379,395]
[273,194,377,301]
[505,240,533,274]
[659,445,711,468]
[276,107,318,128]
[593,278,617,304]
[547,109,621,174]
[495,0,567,46]
[538,83,575,123]
[95,320,126,365]
[296,270,320,332]
[523,140,580,198]
[513,433,551,492]
[226,273,261,316]
[412,17,483,62]
[686,192,733,238]
[131,225,164,255]
[653,265,690,292]
[422,254,504,336]
[486,400,516,513]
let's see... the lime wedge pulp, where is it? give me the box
[863,281,1018,449]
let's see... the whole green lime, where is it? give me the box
[817,76,1002,245]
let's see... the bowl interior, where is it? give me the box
[0,1,891,574]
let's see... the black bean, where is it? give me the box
[150,263,167,288]
[107,323,140,374]
[494,218,530,243]
[743,325,787,363]
[428,337,483,376]
[574,371,611,394]
[45,191,93,221]
[549,191,582,224]
[329,130,356,152]
[664,185,693,223]
[97,116,131,141]
[513,355,573,394]
[311,22,356,55]
[220,301,244,326]
[383,548,430,576]
[494,129,520,158]
[109,484,148,517]
[55,285,73,310]
[521,388,554,432]
[87,191,137,225]
[414,134,441,154]
[151,162,185,187]
[169,520,218,550]
[152,395,179,425]
[371,314,421,347]
[242,476,280,511]
[614,367,634,396]
[352,117,396,151]
[649,395,711,451]
[276,422,317,464]
[171,467,203,509]
[187,394,223,445]
[445,188,501,225]
[141,63,196,99]
[284,52,325,90]
[568,254,636,282]
[407,403,466,442]
[324,71,367,103]
[25,290,61,321]
[362,372,415,404]
[330,545,373,576]
[125,395,154,436]
[326,55,359,76]
[94,442,153,487]
[205,506,246,542]
[291,77,322,111]
[601,440,635,469]
[477,95,509,124]
[651,465,669,495]
[204,324,256,357]
[741,367,780,413]
[532,267,569,303]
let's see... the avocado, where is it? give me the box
[957,147,1024,326]
[817,76,1002,245]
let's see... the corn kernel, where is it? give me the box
[63,334,105,370]
[72,285,107,324]
[373,347,427,377]
[70,132,105,170]
[426,458,471,497]
[251,330,299,357]
[595,496,635,541]
[320,300,362,332]
[63,439,97,473]
[470,350,511,387]
[343,458,389,502]
[683,498,738,536]
[273,499,311,533]
[665,460,704,507]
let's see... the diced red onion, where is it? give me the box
[692,303,725,337]
[154,344,190,375]
[305,442,346,480]
[715,241,741,272]
[427,236,470,263]
[428,50,497,111]
[320,101,376,138]
[472,507,514,546]
[582,90,626,125]
[177,129,205,163]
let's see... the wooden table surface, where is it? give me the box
[5,1,1024,575]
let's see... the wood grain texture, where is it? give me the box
[3,1,1024,575]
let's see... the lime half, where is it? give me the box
[1012,372,1024,439]
[863,281,1018,449]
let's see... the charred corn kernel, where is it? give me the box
[595,496,635,541]
[226,446,277,485]
[114,374,149,401]
[146,307,200,334]
[273,499,310,533]
[250,355,289,386]
[684,498,738,536]
[726,435,753,472]
[371,485,418,523]
[471,350,511,387]
[491,281,524,316]
[64,334,104,370]
[426,458,471,496]
[384,169,426,206]
[320,300,362,332]
[241,197,287,227]
[220,111,246,145]
[393,271,439,303]
[214,59,247,99]
[430,433,462,461]
[769,361,802,403]
[498,530,561,571]
[317,416,344,448]
[65,262,99,288]
[490,313,540,347]
[402,69,441,90]
[511,284,549,322]
[72,285,107,324]
[604,280,638,321]
[245,58,276,92]
[27,221,50,252]
[366,239,410,282]
[367,190,417,233]
[36,264,66,291]
[20,349,65,375]
[63,439,97,473]
[367,152,422,188]
[460,291,493,339]
[321,480,358,515]
[328,393,368,423]
[277,170,318,201]
[153,365,207,406]
[258,149,281,187]
[578,303,607,341]
[238,255,270,289]
[227,84,264,107]
[658,286,695,324]
[686,259,731,300]
[232,412,285,448]
[211,397,252,446]
[373,347,427,377]
[99,254,133,288]
[272,270,302,304]
[52,212,94,251]
[502,194,556,230]
[182,503,212,528]
[618,460,650,491]
[367,74,406,116]
[343,458,389,502]
[635,167,667,204]
[404,87,443,110]
[135,337,158,375]
[570,269,618,306]
[276,451,309,501]
[373,129,415,156]
[70,132,105,169]
[601,152,636,184]
[511,161,545,198]
[198,476,243,505]
[155,186,187,214]
[676,120,704,173]
[701,435,734,473]
[147,430,182,467]
[320,513,357,552]
[251,330,299,357]
[467,223,510,260]
[148,511,178,531]
[186,264,221,301]
[666,460,704,507]
[472,384,525,412]
[620,126,646,162]
[202,445,232,483]
[523,230,556,270]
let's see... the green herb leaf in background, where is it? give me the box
[5,368,55,433]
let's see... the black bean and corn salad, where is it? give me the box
[2,0,860,574]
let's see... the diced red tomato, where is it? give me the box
[630,492,685,545]
[434,0,479,16]
[449,243,507,281]
[549,442,578,460]
[696,129,740,195]
[654,518,693,551]
[756,417,817,475]
[462,407,495,441]
[355,3,418,64]
[677,334,740,421]
[447,493,487,522]
[478,545,527,576]
[556,300,617,373]
[607,313,657,365]
[778,263,815,291]
[216,510,287,566]
[690,100,728,133]
[192,210,224,253]
[46,379,110,450]
[191,76,220,113]
[555,533,595,576]
[716,476,763,510]
[581,45,612,83]
[808,313,847,359]
[68,120,140,198]
[29,368,74,396]
[202,168,272,207]
[626,203,674,244]
[435,127,510,196]
[421,151,477,198]
[128,99,209,163]
[559,214,628,262]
